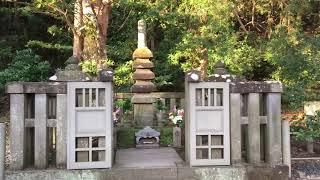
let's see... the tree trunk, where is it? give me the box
[197,48,208,80]
[82,0,111,70]
[73,0,84,60]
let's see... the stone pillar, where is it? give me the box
[56,94,67,168]
[173,127,182,148]
[0,123,5,180]
[34,94,48,169]
[131,20,156,127]
[10,94,25,170]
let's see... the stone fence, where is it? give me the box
[5,81,290,173]
[228,82,290,167]
[5,82,185,170]
[6,82,67,170]
[115,92,184,110]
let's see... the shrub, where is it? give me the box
[116,127,137,148]
[291,111,320,142]
[0,49,50,88]
[160,127,173,146]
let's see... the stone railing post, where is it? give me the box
[230,93,241,164]
[247,93,260,164]
[56,94,67,168]
[282,119,291,177]
[266,93,282,165]
[9,93,25,170]
[34,94,48,168]
[0,123,5,179]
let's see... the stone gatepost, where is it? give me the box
[131,20,156,127]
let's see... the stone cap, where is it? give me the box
[185,70,202,82]
[230,81,283,93]
[6,82,67,94]
[133,48,153,59]
[98,69,113,82]
[131,81,156,93]
[135,126,160,138]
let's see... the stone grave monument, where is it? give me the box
[131,20,156,126]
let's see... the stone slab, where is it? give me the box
[114,148,183,168]
[304,101,320,116]
[133,104,154,126]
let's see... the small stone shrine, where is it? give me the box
[135,126,160,148]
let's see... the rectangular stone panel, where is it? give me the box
[196,110,223,132]
[76,110,106,134]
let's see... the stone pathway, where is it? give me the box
[114,147,183,168]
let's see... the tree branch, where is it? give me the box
[47,4,76,34]
[117,8,132,32]
[233,9,248,33]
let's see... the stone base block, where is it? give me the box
[133,104,154,127]
[136,144,160,149]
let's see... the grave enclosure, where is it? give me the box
[2,20,290,180]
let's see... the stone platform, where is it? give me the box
[5,148,289,180]
[114,147,183,168]
[5,165,289,180]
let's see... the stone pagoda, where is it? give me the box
[131,20,156,127]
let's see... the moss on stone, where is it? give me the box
[132,48,153,59]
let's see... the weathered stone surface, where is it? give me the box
[133,59,154,69]
[135,126,160,145]
[246,165,289,180]
[131,81,156,93]
[185,70,201,82]
[5,165,289,180]
[54,69,90,82]
[173,127,181,148]
[134,104,154,127]
[133,69,155,80]
[98,69,113,82]
[230,81,283,93]
[131,93,155,104]
[6,82,67,94]
[132,48,153,59]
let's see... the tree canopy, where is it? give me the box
[0,0,320,109]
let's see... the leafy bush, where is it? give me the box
[0,49,50,88]
[115,98,132,112]
[154,98,165,111]
[291,111,320,142]
[117,127,137,148]
[160,127,173,146]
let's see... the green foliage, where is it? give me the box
[115,98,132,112]
[114,61,133,90]
[26,40,72,72]
[0,49,51,88]
[291,111,320,142]
[116,127,137,148]
[0,41,14,70]
[160,127,173,146]
[79,60,98,77]
[1,0,320,111]
[154,98,165,111]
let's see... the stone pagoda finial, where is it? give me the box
[138,20,147,48]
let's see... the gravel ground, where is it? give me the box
[291,139,320,179]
